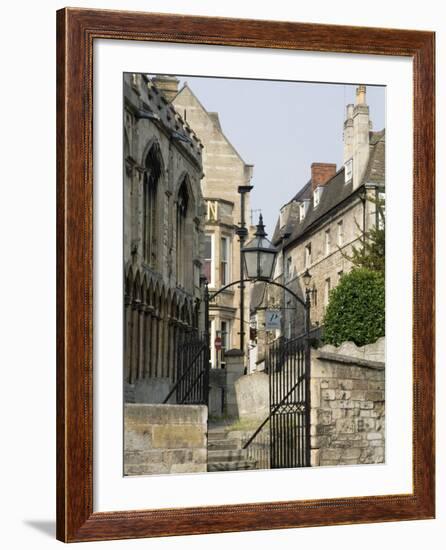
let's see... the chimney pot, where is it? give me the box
[311,163,337,191]
[356,85,367,105]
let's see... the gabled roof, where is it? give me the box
[273,129,385,247]
[174,83,251,168]
[364,130,385,184]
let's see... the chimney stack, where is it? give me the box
[352,84,370,189]
[343,104,354,163]
[152,75,180,102]
[311,163,337,191]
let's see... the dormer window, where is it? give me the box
[299,200,309,222]
[313,187,323,208]
[344,158,353,183]
[279,203,289,230]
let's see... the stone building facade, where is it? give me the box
[250,85,385,366]
[171,80,254,368]
[123,73,205,403]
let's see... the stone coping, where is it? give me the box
[316,351,385,370]
[125,403,207,424]
[224,349,245,357]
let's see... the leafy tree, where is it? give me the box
[345,194,385,275]
[323,268,385,346]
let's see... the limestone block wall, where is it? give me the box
[310,338,385,467]
[234,338,385,469]
[124,404,208,475]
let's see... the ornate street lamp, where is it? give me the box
[302,268,313,318]
[302,268,312,289]
[242,214,278,281]
[204,214,310,371]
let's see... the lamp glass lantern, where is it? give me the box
[242,214,278,281]
[302,268,312,288]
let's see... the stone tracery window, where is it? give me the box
[176,178,190,287]
[143,145,162,268]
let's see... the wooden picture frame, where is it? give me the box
[56,7,435,542]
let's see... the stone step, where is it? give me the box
[207,449,245,462]
[208,430,229,441]
[208,440,239,451]
[207,460,257,472]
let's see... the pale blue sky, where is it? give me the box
[177,76,385,234]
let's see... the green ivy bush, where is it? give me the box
[323,268,385,347]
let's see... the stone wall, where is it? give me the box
[311,338,385,467]
[234,338,385,468]
[124,404,208,475]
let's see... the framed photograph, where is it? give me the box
[56,7,435,542]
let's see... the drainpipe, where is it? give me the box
[236,185,253,353]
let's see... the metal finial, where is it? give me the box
[255,214,267,237]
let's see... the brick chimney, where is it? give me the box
[152,75,180,102]
[311,163,337,191]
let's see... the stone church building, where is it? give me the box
[123,73,206,403]
[251,85,385,367]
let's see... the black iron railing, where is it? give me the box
[243,334,311,468]
[163,337,209,405]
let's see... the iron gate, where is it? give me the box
[267,335,311,468]
[163,336,209,405]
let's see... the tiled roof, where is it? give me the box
[272,130,385,247]
[290,180,312,203]
[364,130,385,184]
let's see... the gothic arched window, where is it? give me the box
[143,146,162,267]
[176,179,189,287]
